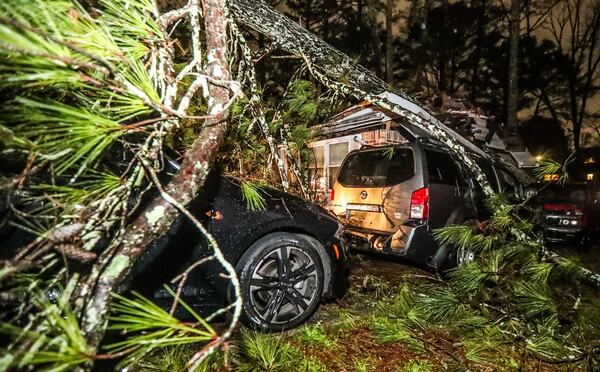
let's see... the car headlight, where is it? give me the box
[570,220,579,226]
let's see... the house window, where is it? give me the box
[308,146,326,191]
[328,142,349,188]
[308,141,351,191]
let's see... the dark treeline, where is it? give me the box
[261,0,600,158]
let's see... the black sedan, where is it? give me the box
[131,171,348,331]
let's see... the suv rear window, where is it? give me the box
[337,148,414,187]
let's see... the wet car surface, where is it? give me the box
[131,172,349,331]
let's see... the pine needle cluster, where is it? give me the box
[223,77,349,200]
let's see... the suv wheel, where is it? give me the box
[452,219,478,268]
[235,233,324,331]
[436,218,479,272]
[455,245,476,266]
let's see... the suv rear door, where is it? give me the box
[424,148,469,228]
[333,145,423,234]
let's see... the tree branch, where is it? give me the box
[79,0,237,352]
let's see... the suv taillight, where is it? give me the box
[409,187,429,221]
[330,188,335,202]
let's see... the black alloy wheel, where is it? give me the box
[235,233,324,331]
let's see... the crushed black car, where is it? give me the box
[0,161,348,332]
[130,170,348,331]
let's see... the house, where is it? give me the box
[567,147,600,184]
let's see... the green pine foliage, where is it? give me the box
[0,0,226,369]
[223,77,349,199]
[106,288,216,368]
[0,291,94,371]
[424,182,599,367]
[356,163,600,369]
[234,332,295,372]
[294,323,334,348]
[402,360,432,372]
[233,331,327,372]
[0,0,164,227]
[240,181,268,211]
[353,358,373,372]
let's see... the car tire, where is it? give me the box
[235,232,324,332]
[436,218,478,273]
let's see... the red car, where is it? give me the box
[540,183,600,247]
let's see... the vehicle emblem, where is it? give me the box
[360,190,368,200]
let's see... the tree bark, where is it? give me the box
[414,0,432,92]
[366,1,384,78]
[385,0,394,84]
[80,0,233,351]
[470,0,486,101]
[437,0,449,92]
[506,0,523,151]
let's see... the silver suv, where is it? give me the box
[331,140,526,270]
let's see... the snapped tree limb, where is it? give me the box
[228,0,493,195]
[80,0,236,351]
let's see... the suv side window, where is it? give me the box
[475,159,500,192]
[496,166,522,201]
[425,150,465,186]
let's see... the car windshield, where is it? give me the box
[337,147,414,187]
[539,184,587,204]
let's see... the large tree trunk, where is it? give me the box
[568,70,581,150]
[80,0,232,351]
[366,1,384,78]
[385,0,394,84]
[470,0,486,101]
[437,0,449,92]
[412,0,432,92]
[506,0,523,151]
[229,0,492,192]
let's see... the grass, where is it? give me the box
[296,357,328,372]
[353,358,373,372]
[234,331,328,372]
[326,308,363,333]
[235,332,294,372]
[129,251,600,371]
[294,323,334,348]
[130,345,222,372]
[402,360,432,372]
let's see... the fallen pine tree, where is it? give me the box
[0,0,598,370]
